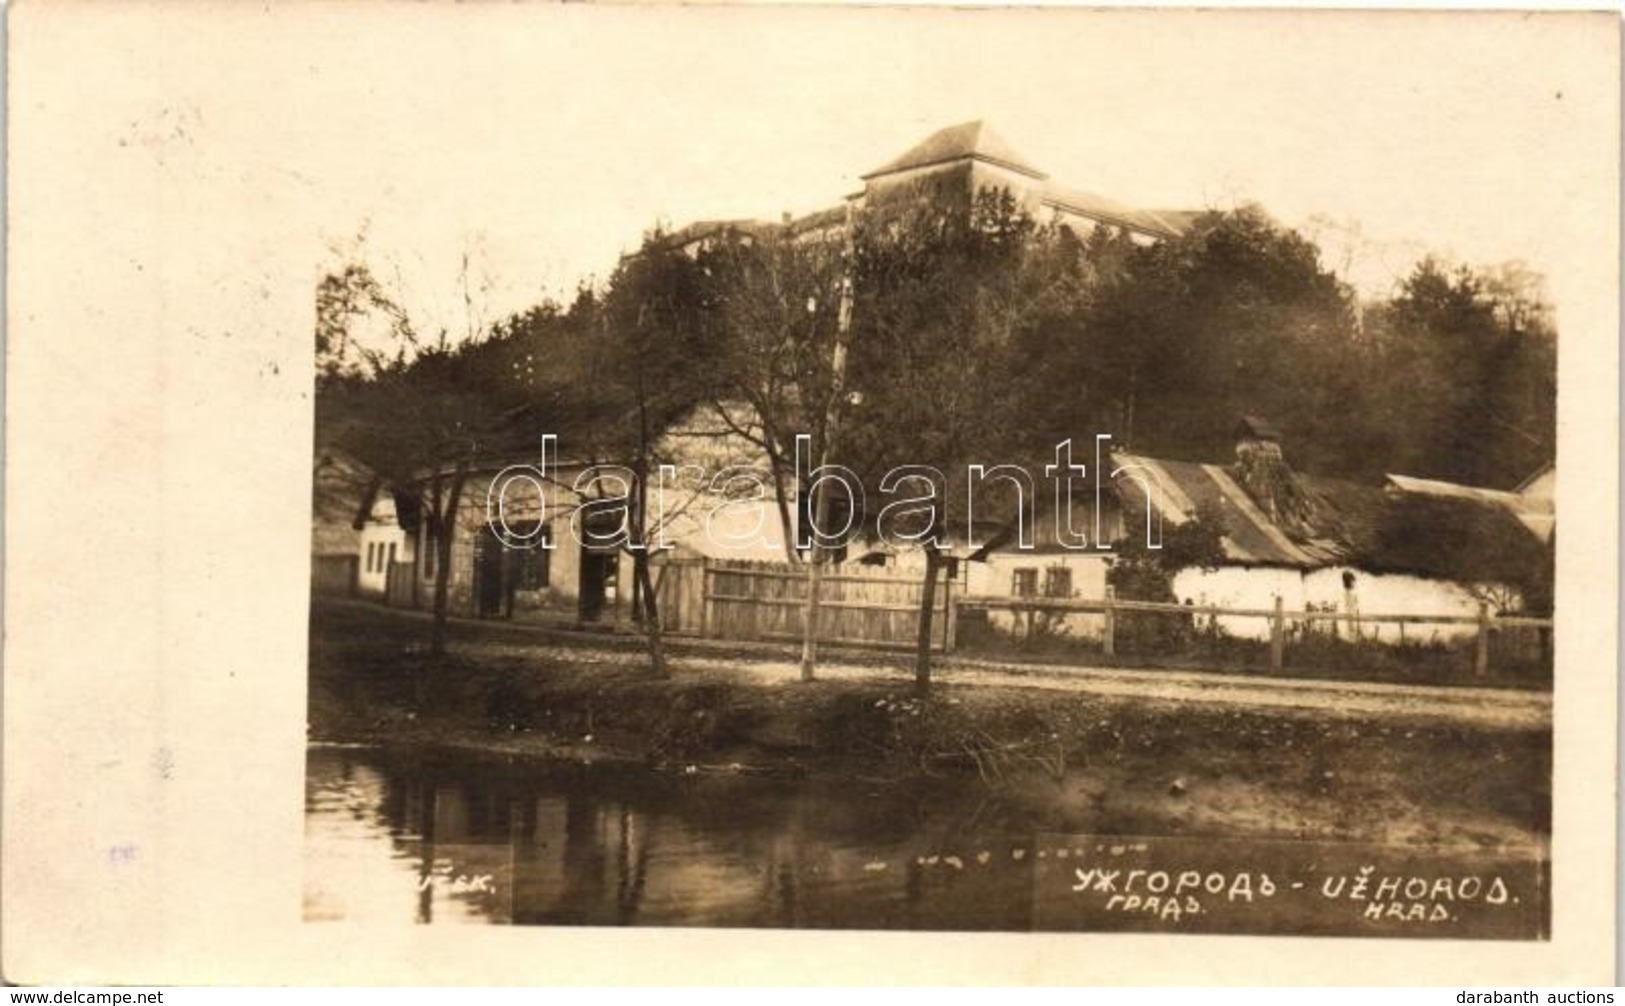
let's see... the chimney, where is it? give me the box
[1231,416,1315,533]
[1234,415,1283,456]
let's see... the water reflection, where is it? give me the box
[304,745,1047,930]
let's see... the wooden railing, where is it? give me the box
[648,557,1553,677]
[955,587,1553,676]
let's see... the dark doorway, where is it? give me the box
[577,508,623,624]
[476,521,549,618]
[578,550,616,623]
[475,527,509,618]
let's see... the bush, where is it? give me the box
[483,672,535,732]
[1106,502,1227,657]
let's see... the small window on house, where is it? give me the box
[366,542,376,573]
[1012,568,1038,597]
[386,542,397,571]
[1044,566,1073,598]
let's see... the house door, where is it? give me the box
[578,550,615,623]
[475,528,509,618]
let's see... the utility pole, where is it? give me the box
[798,202,856,682]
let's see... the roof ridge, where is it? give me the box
[862,120,1048,182]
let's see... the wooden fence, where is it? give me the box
[385,560,417,608]
[956,587,1554,677]
[311,555,358,598]
[646,559,1552,677]
[654,557,953,651]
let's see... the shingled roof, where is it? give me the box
[1112,453,1331,567]
[1111,449,1550,585]
[1385,472,1554,542]
[1355,490,1551,585]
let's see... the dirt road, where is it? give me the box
[633,649,1549,730]
[321,600,1550,731]
[428,628,1551,732]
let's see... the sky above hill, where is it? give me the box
[103,4,1609,342]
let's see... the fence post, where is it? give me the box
[1474,601,1490,677]
[1269,596,1285,673]
[1102,585,1116,658]
[700,559,713,639]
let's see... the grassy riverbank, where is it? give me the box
[308,602,1550,848]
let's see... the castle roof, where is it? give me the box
[861,120,1048,182]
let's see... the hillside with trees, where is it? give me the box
[315,194,1558,683]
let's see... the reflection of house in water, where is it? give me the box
[304,755,513,926]
[306,751,1053,929]
[474,778,1044,929]
[505,783,807,927]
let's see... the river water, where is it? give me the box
[304,744,1547,937]
[304,743,1068,929]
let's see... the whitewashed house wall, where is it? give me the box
[1171,565,1484,643]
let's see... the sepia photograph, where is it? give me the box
[305,15,1563,940]
[4,1,1618,986]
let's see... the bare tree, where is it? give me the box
[841,189,1091,692]
[314,244,561,664]
[698,230,850,565]
[589,233,720,677]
